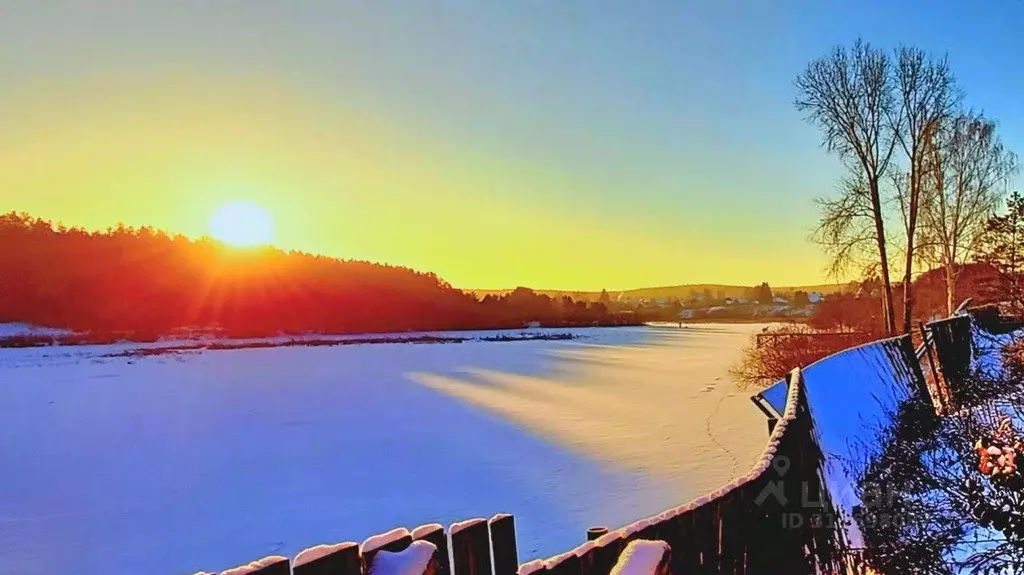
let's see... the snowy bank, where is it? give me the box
[0,324,766,575]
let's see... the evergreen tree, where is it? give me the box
[793,291,811,306]
[977,191,1024,313]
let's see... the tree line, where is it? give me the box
[796,39,1019,335]
[734,39,1022,388]
[0,212,632,339]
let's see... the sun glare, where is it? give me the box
[208,202,275,247]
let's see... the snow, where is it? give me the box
[0,323,767,575]
[517,559,546,575]
[595,531,625,548]
[368,540,437,575]
[573,540,596,557]
[544,551,575,568]
[449,519,482,534]
[0,322,75,338]
[293,542,353,567]
[220,555,288,575]
[411,523,443,538]
[609,540,669,575]
[361,528,411,554]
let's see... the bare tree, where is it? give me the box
[812,173,884,280]
[796,40,901,334]
[922,113,1018,314]
[890,47,961,333]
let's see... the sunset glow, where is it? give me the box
[209,202,274,247]
[0,3,1019,290]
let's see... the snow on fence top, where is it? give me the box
[219,555,289,575]
[197,365,809,575]
[608,540,670,575]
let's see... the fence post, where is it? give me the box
[450,519,493,575]
[919,321,947,411]
[293,542,361,575]
[927,315,973,407]
[589,530,625,575]
[545,551,581,575]
[362,528,413,570]
[488,514,518,575]
[413,524,451,575]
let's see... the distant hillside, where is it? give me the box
[471,283,853,302]
[0,212,634,337]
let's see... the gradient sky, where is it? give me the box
[1,1,1021,290]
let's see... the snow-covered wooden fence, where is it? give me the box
[196,366,818,575]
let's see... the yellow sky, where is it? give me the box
[0,73,827,291]
[9,1,1024,292]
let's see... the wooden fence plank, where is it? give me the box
[737,478,779,573]
[692,504,720,574]
[413,523,451,575]
[573,541,598,575]
[635,519,659,543]
[653,508,688,574]
[489,513,519,575]
[450,518,492,575]
[670,509,699,574]
[651,510,677,544]
[589,530,625,575]
[294,542,361,575]
[717,491,745,575]
[362,527,413,570]
[609,540,670,575]
[545,551,580,575]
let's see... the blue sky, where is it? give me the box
[0,1,1021,289]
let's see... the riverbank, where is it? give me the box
[0,321,643,349]
[0,324,765,574]
[104,332,581,357]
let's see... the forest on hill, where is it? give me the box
[473,282,852,303]
[0,212,634,339]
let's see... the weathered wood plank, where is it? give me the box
[294,541,361,575]
[609,540,670,575]
[450,518,492,575]
[489,513,519,575]
[413,523,451,575]
[717,491,745,575]
[589,530,626,575]
[545,551,580,575]
[362,527,413,570]
[670,509,699,574]
[692,504,720,573]
[573,540,598,575]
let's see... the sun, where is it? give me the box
[208,202,275,247]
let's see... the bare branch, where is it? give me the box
[921,111,1018,313]
[890,46,962,332]
[795,39,899,333]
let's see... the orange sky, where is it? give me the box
[0,71,838,291]
[12,3,975,291]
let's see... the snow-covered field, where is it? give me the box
[0,322,75,339]
[0,323,768,575]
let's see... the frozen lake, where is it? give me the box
[0,324,768,575]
